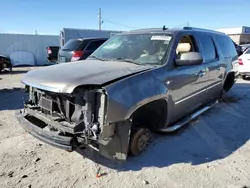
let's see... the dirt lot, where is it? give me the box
[0,67,250,188]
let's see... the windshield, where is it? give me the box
[89,34,172,65]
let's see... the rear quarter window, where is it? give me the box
[61,39,82,51]
[215,35,237,58]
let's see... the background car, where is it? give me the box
[0,55,12,72]
[240,43,250,52]
[232,41,243,56]
[46,46,60,64]
[57,37,107,63]
[238,47,250,79]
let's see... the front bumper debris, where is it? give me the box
[16,110,75,151]
[16,109,132,162]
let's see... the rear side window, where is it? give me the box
[215,35,237,58]
[86,40,106,51]
[61,39,82,51]
[199,35,217,62]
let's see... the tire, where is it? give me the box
[129,127,151,156]
[242,75,247,80]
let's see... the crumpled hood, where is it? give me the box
[22,60,152,93]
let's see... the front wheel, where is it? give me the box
[129,128,151,156]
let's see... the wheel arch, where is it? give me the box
[223,71,235,92]
[130,98,169,130]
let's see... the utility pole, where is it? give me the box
[98,8,102,30]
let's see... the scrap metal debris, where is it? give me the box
[34,158,41,163]
[96,167,101,178]
[7,171,14,178]
[21,175,28,179]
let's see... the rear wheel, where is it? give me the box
[129,127,151,156]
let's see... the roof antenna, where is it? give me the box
[163,25,167,30]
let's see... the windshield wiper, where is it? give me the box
[114,58,141,65]
[88,55,106,61]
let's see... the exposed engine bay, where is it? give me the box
[19,85,132,161]
[25,86,106,137]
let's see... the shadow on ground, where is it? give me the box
[242,77,250,81]
[1,70,29,75]
[0,88,26,111]
[76,82,250,172]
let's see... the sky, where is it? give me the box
[0,0,249,35]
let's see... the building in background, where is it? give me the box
[60,28,123,47]
[216,26,250,45]
[0,33,59,66]
[0,28,123,67]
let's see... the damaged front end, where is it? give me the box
[16,85,132,161]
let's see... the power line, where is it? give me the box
[102,18,137,29]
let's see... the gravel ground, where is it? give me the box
[0,67,250,188]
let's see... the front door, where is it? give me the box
[166,34,208,124]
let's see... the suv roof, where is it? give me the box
[122,26,226,36]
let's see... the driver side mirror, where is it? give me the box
[175,52,203,66]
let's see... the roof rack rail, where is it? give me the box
[130,28,163,32]
[183,27,225,34]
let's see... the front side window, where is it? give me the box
[175,35,199,60]
[89,34,173,65]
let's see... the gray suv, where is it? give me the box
[16,27,237,162]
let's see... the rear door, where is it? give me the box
[196,33,223,102]
[58,39,82,63]
[81,40,107,60]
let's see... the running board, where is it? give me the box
[158,100,218,133]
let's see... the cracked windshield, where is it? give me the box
[90,34,172,65]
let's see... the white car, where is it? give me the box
[238,47,250,79]
[240,44,250,52]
